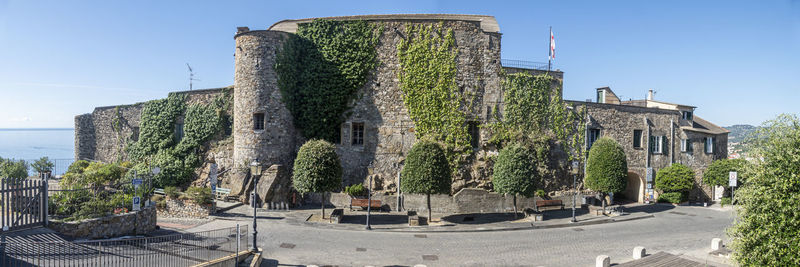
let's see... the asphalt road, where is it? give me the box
[234,205,735,267]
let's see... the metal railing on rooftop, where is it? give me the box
[501,59,554,71]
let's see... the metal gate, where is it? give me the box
[1,178,48,232]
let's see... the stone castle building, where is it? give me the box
[75,14,726,206]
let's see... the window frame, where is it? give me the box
[253,113,265,131]
[650,135,664,154]
[351,122,364,146]
[174,123,184,142]
[633,129,643,148]
[468,121,480,149]
[588,128,601,150]
[682,111,693,121]
[704,136,714,154]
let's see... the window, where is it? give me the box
[253,113,265,130]
[174,123,184,142]
[633,130,643,148]
[468,121,480,149]
[351,122,364,146]
[680,138,693,153]
[588,129,600,150]
[597,90,605,103]
[132,127,140,142]
[704,136,714,154]
[650,135,665,154]
[682,111,693,121]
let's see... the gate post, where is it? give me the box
[43,178,49,227]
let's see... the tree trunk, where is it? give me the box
[513,195,518,219]
[601,193,607,215]
[427,193,432,223]
[321,192,326,219]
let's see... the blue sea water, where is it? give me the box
[0,128,74,161]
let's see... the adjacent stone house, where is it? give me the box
[570,88,728,203]
[75,14,726,206]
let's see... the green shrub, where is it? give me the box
[70,198,114,221]
[703,158,748,186]
[401,139,452,219]
[720,197,731,207]
[657,192,684,204]
[31,157,54,173]
[151,149,192,187]
[164,186,180,199]
[50,186,92,216]
[292,139,343,194]
[185,186,213,205]
[66,160,91,175]
[492,144,537,198]
[585,138,627,208]
[0,158,28,180]
[344,184,367,197]
[536,189,547,198]
[655,163,695,193]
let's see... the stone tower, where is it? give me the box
[233,28,296,175]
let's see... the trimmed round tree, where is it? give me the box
[292,139,343,218]
[703,158,747,197]
[585,137,628,211]
[655,163,694,203]
[400,139,452,221]
[493,143,537,218]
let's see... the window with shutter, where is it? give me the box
[705,136,714,154]
[662,136,668,155]
[650,136,664,154]
[633,130,643,148]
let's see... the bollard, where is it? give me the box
[633,246,646,259]
[596,255,610,267]
[712,238,723,250]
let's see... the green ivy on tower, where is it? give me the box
[275,19,381,142]
[397,22,472,171]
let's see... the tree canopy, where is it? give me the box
[729,114,800,266]
[492,143,538,197]
[400,139,452,195]
[585,137,628,194]
[292,139,343,194]
[703,158,748,187]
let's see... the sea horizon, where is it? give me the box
[0,128,74,131]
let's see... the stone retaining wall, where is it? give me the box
[157,198,215,219]
[313,188,587,214]
[49,206,156,239]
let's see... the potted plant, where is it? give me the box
[32,157,54,179]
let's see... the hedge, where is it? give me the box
[655,163,694,193]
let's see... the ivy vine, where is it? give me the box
[275,19,380,142]
[397,22,471,171]
[126,91,231,187]
[488,72,584,161]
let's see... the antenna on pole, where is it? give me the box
[187,63,200,90]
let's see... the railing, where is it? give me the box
[20,158,75,178]
[0,225,248,266]
[501,59,553,71]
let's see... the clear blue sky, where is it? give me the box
[1,0,797,128]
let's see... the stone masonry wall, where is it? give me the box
[157,198,215,219]
[49,206,156,239]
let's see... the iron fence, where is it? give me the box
[500,59,552,71]
[0,225,248,266]
[19,158,75,178]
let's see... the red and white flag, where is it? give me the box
[549,29,555,61]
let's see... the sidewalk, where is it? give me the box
[191,202,685,233]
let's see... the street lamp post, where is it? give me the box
[366,175,372,230]
[571,161,579,223]
[249,159,262,253]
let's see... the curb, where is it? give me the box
[281,214,656,233]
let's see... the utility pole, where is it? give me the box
[366,175,373,230]
[187,63,200,90]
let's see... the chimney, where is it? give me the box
[647,89,654,100]
[237,27,250,34]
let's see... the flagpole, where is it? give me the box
[548,26,552,72]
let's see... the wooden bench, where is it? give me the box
[536,199,563,211]
[349,198,382,211]
[154,188,165,195]
[215,187,232,201]
[329,208,344,224]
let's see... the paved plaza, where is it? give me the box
[177,204,736,266]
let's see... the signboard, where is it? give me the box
[132,196,141,211]
[646,167,654,182]
[646,183,652,189]
[209,163,218,193]
[729,171,738,187]
[571,161,580,169]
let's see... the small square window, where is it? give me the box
[253,113,265,130]
[633,130,643,148]
[174,123,184,142]
[682,111,693,121]
[351,122,364,146]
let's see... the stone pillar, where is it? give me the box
[711,238,723,250]
[596,255,610,267]
[633,246,646,259]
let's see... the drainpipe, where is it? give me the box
[645,117,650,168]
[670,118,674,164]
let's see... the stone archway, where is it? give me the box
[623,172,644,203]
